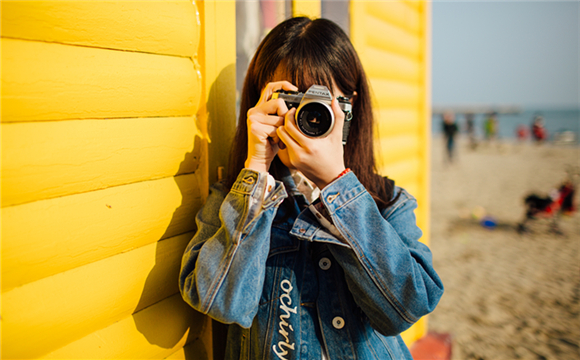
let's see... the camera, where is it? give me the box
[272,85,353,144]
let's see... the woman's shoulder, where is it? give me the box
[381,183,418,219]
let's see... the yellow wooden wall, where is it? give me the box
[293,0,321,17]
[350,0,432,346]
[1,1,236,359]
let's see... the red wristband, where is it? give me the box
[336,168,351,180]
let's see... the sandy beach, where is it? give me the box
[427,136,580,360]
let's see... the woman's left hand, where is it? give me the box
[276,98,346,189]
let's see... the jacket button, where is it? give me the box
[332,316,345,329]
[319,257,331,270]
[326,193,339,203]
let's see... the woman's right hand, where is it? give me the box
[244,81,298,173]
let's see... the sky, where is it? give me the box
[431,1,579,108]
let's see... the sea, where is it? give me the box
[432,107,580,144]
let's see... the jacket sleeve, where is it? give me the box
[321,172,444,336]
[179,169,287,328]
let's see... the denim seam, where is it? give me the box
[364,327,381,359]
[261,256,281,360]
[383,190,412,219]
[335,269,357,357]
[202,239,240,314]
[334,217,417,324]
[324,187,366,215]
[375,329,396,360]
[268,246,300,258]
[201,192,250,313]
[330,189,417,322]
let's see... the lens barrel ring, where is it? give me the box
[295,100,334,138]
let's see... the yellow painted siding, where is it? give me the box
[2,117,203,206]
[293,0,321,18]
[1,1,200,57]
[2,175,202,291]
[1,0,236,358]
[1,39,200,123]
[351,0,432,346]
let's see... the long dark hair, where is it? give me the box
[226,17,394,210]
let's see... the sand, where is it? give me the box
[427,136,580,360]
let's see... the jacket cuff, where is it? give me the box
[320,171,367,214]
[231,169,287,208]
[231,168,264,196]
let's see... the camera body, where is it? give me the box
[272,85,353,145]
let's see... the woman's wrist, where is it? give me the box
[336,168,351,179]
[245,158,269,173]
[315,167,348,190]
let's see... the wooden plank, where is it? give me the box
[418,0,432,254]
[365,15,421,59]
[377,158,420,188]
[164,335,213,360]
[2,174,202,292]
[42,294,208,360]
[369,78,421,109]
[366,1,421,35]
[349,1,367,58]
[292,0,321,18]
[375,108,421,138]
[197,0,238,185]
[1,0,200,57]
[2,232,193,359]
[363,47,421,84]
[1,116,204,206]
[376,135,420,166]
[1,39,201,122]
[403,0,423,11]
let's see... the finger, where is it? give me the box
[330,98,345,136]
[277,120,300,150]
[258,81,298,106]
[259,98,290,117]
[282,107,306,144]
[249,121,282,141]
[262,120,281,140]
[247,112,285,128]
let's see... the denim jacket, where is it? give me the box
[180,165,444,360]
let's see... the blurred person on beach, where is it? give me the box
[465,113,477,149]
[442,111,458,162]
[516,124,529,142]
[483,112,498,141]
[531,115,548,144]
[179,17,444,360]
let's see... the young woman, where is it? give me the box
[180,17,443,360]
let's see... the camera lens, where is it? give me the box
[296,102,334,137]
